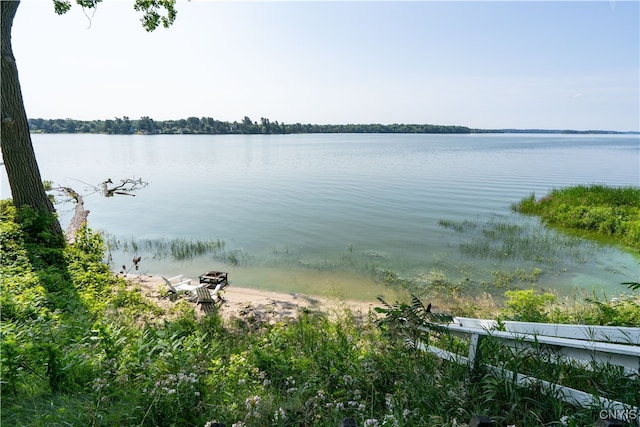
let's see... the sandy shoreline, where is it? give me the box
[124,273,379,322]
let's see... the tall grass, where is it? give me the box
[513,184,640,249]
[473,335,639,426]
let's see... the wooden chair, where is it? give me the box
[161,275,207,298]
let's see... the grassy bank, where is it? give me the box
[513,184,640,249]
[1,201,638,426]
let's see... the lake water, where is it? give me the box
[2,133,639,300]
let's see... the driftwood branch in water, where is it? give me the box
[101,178,147,197]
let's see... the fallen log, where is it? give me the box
[60,186,89,243]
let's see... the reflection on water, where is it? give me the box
[2,133,638,299]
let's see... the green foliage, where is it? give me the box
[13,204,65,249]
[2,201,638,426]
[491,267,541,289]
[52,0,73,15]
[475,335,639,426]
[497,287,640,327]
[500,289,557,322]
[513,185,640,248]
[375,294,453,348]
[28,116,477,135]
[582,295,640,326]
[623,281,640,291]
[111,284,164,317]
[53,0,176,33]
[577,282,640,327]
[134,0,177,32]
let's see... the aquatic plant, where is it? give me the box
[217,248,251,266]
[104,235,226,261]
[438,218,477,233]
[457,218,595,265]
[513,185,640,249]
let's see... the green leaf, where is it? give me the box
[622,282,640,291]
[53,0,72,15]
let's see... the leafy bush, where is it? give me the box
[499,289,557,322]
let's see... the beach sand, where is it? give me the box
[123,273,379,324]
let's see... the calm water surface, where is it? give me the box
[2,133,638,299]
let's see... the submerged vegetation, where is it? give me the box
[104,235,252,267]
[100,185,639,304]
[2,199,639,426]
[442,216,598,264]
[513,184,640,249]
[106,212,632,303]
[104,235,226,261]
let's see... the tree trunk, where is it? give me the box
[1,1,63,237]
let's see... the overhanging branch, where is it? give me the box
[49,177,148,242]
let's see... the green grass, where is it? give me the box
[1,199,638,426]
[513,184,640,249]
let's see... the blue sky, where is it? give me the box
[12,1,640,131]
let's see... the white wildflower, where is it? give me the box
[274,407,286,421]
[382,414,398,427]
[385,394,393,410]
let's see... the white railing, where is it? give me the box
[417,317,640,424]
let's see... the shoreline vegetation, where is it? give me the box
[27,117,639,135]
[2,187,639,425]
[513,184,640,250]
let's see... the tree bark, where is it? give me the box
[1,1,63,237]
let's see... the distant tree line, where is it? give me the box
[28,117,634,135]
[28,116,477,135]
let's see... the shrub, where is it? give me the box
[500,289,557,322]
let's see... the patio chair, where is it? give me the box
[161,275,207,296]
[210,281,228,300]
[194,281,226,303]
